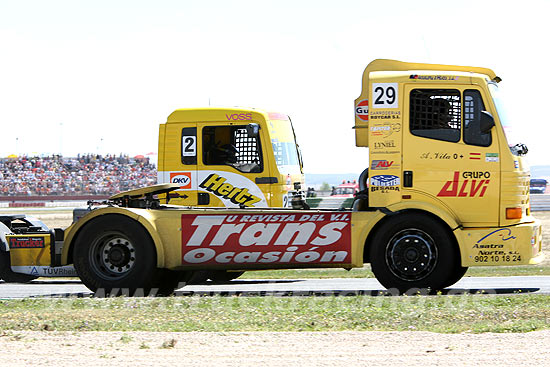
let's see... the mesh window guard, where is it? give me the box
[234,128,261,165]
[410,89,461,142]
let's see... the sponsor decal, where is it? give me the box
[370,111,401,120]
[471,228,522,263]
[485,153,499,162]
[226,113,252,121]
[170,172,192,189]
[181,213,352,266]
[475,228,516,248]
[409,75,459,81]
[514,160,519,169]
[370,186,400,193]
[11,265,77,277]
[370,175,400,187]
[469,152,481,160]
[373,140,397,150]
[420,152,464,160]
[199,173,262,207]
[371,160,395,170]
[370,122,401,137]
[355,99,369,121]
[437,171,490,197]
[9,237,45,249]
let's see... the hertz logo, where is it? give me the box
[199,174,261,207]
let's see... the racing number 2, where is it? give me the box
[372,83,398,109]
[182,136,196,157]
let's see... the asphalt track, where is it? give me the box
[1,276,550,298]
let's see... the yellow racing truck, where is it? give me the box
[0,59,543,294]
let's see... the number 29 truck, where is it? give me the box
[0,59,543,294]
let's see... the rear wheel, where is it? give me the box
[0,251,37,283]
[369,213,457,293]
[153,269,193,295]
[73,215,169,296]
[208,270,245,282]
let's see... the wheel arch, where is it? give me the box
[362,208,461,264]
[62,209,166,268]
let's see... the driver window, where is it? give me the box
[202,126,263,173]
[410,89,461,142]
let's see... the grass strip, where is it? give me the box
[1,294,549,333]
[239,265,550,279]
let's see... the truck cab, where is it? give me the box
[157,108,305,208]
[354,60,533,231]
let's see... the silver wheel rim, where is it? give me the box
[89,233,136,280]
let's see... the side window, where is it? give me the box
[410,89,461,142]
[202,126,263,173]
[181,127,197,165]
[464,90,491,147]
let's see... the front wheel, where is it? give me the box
[369,214,457,293]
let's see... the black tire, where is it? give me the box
[186,270,245,284]
[442,265,468,289]
[0,251,38,283]
[369,213,457,293]
[208,270,245,282]
[73,215,161,296]
[186,270,210,285]
[153,269,193,295]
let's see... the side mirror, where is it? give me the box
[480,111,495,133]
[246,123,260,137]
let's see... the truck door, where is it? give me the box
[402,86,500,226]
[196,122,270,208]
[160,123,199,206]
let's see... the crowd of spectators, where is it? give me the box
[0,154,157,196]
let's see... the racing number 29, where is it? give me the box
[372,83,398,109]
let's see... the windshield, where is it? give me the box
[488,82,527,155]
[267,118,302,175]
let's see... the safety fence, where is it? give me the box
[531,194,550,211]
[0,195,548,211]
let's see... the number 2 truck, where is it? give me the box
[0,59,543,294]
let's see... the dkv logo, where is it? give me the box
[170,172,192,189]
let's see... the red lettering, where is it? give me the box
[437,172,490,198]
[437,171,459,197]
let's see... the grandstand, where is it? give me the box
[0,154,157,197]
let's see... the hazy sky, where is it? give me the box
[1,0,548,173]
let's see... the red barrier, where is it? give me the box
[8,202,46,208]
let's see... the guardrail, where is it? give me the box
[307,195,550,212]
[531,194,550,211]
[1,194,548,211]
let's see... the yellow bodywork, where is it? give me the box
[60,204,543,270]
[157,107,304,208]
[7,233,53,267]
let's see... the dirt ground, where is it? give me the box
[1,330,550,366]
[3,211,547,365]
